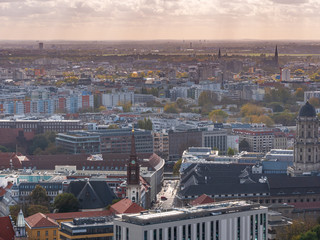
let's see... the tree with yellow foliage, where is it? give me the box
[240,103,265,117]
[209,109,228,123]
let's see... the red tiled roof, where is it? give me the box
[46,210,112,221]
[0,216,15,240]
[291,201,320,210]
[191,194,215,206]
[110,198,145,214]
[25,213,59,229]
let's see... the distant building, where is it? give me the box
[25,213,59,240]
[114,200,268,240]
[153,132,169,159]
[304,90,320,102]
[233,128,274,153]
[38,42,44,50]
[56,128,153,154]
[102,92,134,108]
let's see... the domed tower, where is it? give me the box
[290,101,320,176]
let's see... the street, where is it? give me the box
[154,180,179,210]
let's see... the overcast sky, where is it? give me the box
[0,0,319,40]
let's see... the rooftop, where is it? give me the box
[118,200,264,226]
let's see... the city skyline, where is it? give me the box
[1,0,320,41]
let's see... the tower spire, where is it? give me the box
[274,45,279,65]
[130,127,137,161]
[218,48,221,59]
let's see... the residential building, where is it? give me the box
[110,198,145,214]
[202,129,228,155]
[233,128,274,153]
[304,91,320,102]
[113,200,268,240]
[153,131,169,159]
[102,91,134,108]
[25,213,59,240]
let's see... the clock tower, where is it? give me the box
[126,128,141,203]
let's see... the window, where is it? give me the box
[37,231,40,237]
[202,222,205,240]
[144,230,148,240]
[188,224,191,240]
[168,227,172,240]
[211,221,214,240]
[197,223,200,240]
[127,228,129,240]
[154,229,157,240]
[53,230,56,236]
[216,221,219,240]
[45,231,48,236]
[174,227,177,240]
[237,217,241,240]
[159,229,163,240]
[183,225,186,240]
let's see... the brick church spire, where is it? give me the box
[127,127,140,185]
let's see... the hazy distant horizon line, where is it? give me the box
[1,38,320,43]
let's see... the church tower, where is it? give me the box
[274,45,279,66]
[126,128,141,203]
[218,48,221,59]
[289,102,320,176]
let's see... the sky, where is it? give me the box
[1,0,320,41]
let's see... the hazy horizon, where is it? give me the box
[1,0,320,41]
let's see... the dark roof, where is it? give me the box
[0,216,15,240]
[68,180,117,209]
[299,101,316,117]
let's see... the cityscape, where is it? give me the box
[2,1,320,240]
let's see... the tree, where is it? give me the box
[227,148,235,156]
[29,185,49,207]
[308,97,320,108]
[138,118,153,130]
[295,88,304,101]
[0,145,8,152]
[272,111,296,126]
[54,193,79,213]
[120,102,132,112]
[173,159,182,176]
[27,205,49,216]
[240,103,264,117]
[239,139,250,152]
[209,109,228,123]
[198,91,218,107]
[9,205,23,223]
[107,124,119,129]
[164,103,179,113]
[98,106,106,112]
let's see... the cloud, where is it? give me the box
[269,0,309,4]
[0,0,320,40]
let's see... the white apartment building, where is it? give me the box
[114,200,268,240]
[102,92,134,108]
[304,91,320,102]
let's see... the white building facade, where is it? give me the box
[114,201,268,240]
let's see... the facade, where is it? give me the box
[56,128,153,154]
[153,132,169,159]
[289,101,320,175]
[18,182,63,204]
[233,128,274,153]
[0,119,82,134]
[168,129,203,161]
[304,91,320,102]
[102,92,134,108]
[202,129,228,155]
[25,213,59,240]
[114,200,268,240]
[60,217,114,240]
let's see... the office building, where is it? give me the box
[114,200,268,240]
[56,128,153,154]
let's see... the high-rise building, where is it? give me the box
[38,42,44,50]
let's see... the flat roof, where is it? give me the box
[118,200,265,226]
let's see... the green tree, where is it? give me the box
[227,148,235,156]
[198,91,218,107]
[308,97,320,108]
[107,124,119,129]
[0,145,8,152]
[164,103,179,113]
[138,118,153,130]
[209,109,228,123]
[173,159,182,176]
[119,102,132,112]
[27,205,50,216]
[9,205,23,223]
[29,185,49,207]
[295,88,305,101]
[272,111,296,126]
[54,193,79,213]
